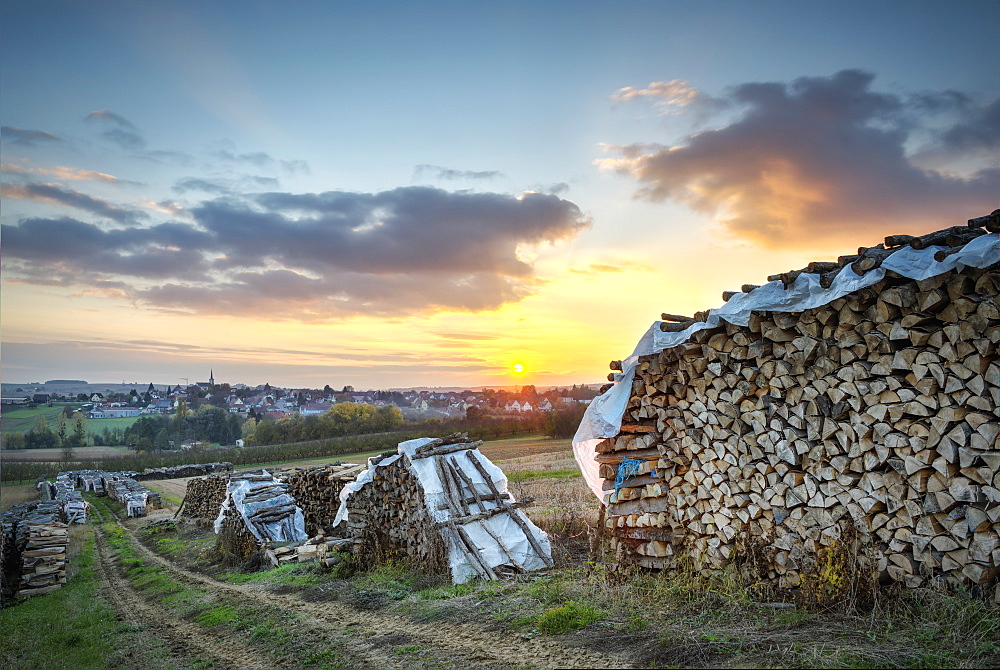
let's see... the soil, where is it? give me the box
[92,503,629,670]
[91,507,281,670]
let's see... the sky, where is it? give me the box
[2,0,998,390]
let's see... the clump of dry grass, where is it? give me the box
[509,472,600,567]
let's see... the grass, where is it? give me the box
[505,467,580,483]
[535,600,605,634]
[0,524,185,670]
[0,404,139,438]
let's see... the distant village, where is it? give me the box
[2,371,599,422]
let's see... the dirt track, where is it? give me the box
[91,508,281,670]
[93,507,627,670]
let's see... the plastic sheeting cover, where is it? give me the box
[334,438,552,583]
[214,471,308,544]
[573,233,1000,501]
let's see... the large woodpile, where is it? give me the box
[1,501,69,600]
[596,219,999,598]
[337,434,553,582]
[277,463,366,535]
[339,452,451,574]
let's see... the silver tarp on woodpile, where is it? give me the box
[335,434,553,583]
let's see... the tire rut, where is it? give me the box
[127,524,627,669]
[92,514,286,670]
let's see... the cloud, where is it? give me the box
[611,80,722,115]
[1,186,590,320]
[142,199,186,215]
[414,164,504,181]
[600,69,1000,247]
[937,97,1000,152]
[0,183,148,224]
[85,110,137,128]
[568,261,653,277]
[101,128,146,151]
[1,163,136,184]
[543,182,570,195]
[436,332,499,341]
[84,109,146,151]
[173,175,280,195]
[1,126,63,147]
[215,150,310,174]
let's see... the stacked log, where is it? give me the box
[598,225,999,596]
[1,501,69,599]
[213,470,307,562]
[180,474,230,520]
[338,433,553,582]
[272,536,353,566]
[277,463,366,535]
[134,462,232,481]
[103,474,161,517]
[339,454,449,574]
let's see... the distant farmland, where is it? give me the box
[1,405,139,439]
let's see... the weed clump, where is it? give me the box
[535,600,604,634]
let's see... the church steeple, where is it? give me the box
[209,369,215,386]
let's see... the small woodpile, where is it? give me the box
[1,501,69,600]
[53,475,88,524]
[277,462,366,535]
[336,433,553,583]
[70,470,107,495]
[272,536,353,566]
[180,474,230,521]
[103,474,162,517]
[587,217,1000,598]
[36,475,88,523]
[214,470,308,563]
[134,462,232,481]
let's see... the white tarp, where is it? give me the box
[334,438,553,583]
[574,233,1000,501]
[214,471,308,544]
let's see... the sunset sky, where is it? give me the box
[2,1,998,390]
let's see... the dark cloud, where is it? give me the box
[1,126,63,147]
[414,164,504,181]
[2,186,589,320]
[1,183,148,224]
[938,97,1000,151]
[601,69,1000,247]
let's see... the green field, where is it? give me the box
[1,404,139,438]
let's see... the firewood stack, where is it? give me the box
[597,218,999,597]
[102,474,162,517]
[276,462,366,535]
[339,452,451,574]
[1,501,70,599]
[213,470,308,562]
[54,474,88,524]
[337,433,553,582]
[180,474,231,520]
[134,462,233,481]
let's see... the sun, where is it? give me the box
[512,363,525,374]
